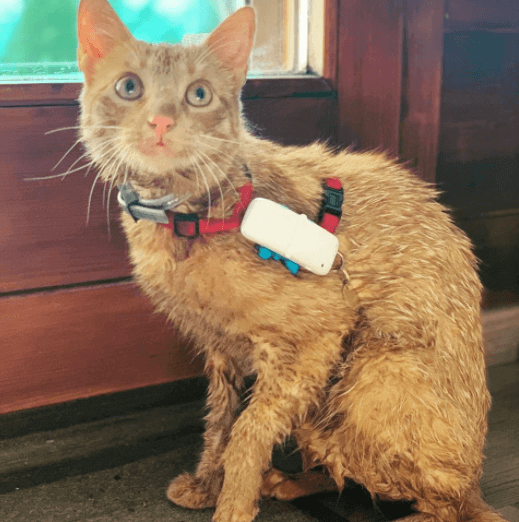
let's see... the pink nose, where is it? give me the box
[149,115,174,138]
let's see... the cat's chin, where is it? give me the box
[130,144,194,182]
[137,138,178,160]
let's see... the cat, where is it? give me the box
[76,1,506,521]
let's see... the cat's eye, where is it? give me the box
[185,81,213,107]
[115,73,144,101]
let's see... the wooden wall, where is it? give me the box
[437,0,519,306]
[336,0,445,183]
[2,0,517,416]
[0,79,337,415]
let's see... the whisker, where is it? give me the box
[24,162,92,181]
[198,134,242,146]
[191,154,212,219]
[45,125,124,135]
[108,146,128,195]
[197,137,239,164]
[58,150,92,180]
[87,170,103,225]
[106,177,115,241]
[86,146,121,223]
[51,138,83,172]
[197,148,239,198]
[84,161,94,178]
[195,151,225,219]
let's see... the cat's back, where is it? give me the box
[246,139,481,346]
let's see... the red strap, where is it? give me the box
[320,212,340,233]
[160,182,253,236]
[318,177,343,233]
[160,178,342,238]
[201,182,252,234]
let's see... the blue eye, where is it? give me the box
[186,81,213,107]
[115,73,143,100]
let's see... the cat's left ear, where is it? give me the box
[77,0,133,84]
[205,7,256,88]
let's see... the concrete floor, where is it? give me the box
[1,400,313,521]
[1,362,518,522]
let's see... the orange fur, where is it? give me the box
[76,1,507,521]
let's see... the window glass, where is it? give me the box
[0,0,316,83]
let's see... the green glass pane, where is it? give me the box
[0,0,241,82]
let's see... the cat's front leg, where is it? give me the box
[168,351,243,509]
[213,334,341,522]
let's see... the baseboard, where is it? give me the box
[483,305,519,366]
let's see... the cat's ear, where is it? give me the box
[205,7,256,88]
[77,0,133,84]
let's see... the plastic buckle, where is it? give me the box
[319,180,344,221]
[257,245,300,275]
[118,184,141,222]
[173,213,200,238]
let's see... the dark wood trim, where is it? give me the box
[399,0,445,182]
[0,282,204,415]
[0,96,337,295]
[0,77,335,107]
[336,0,404,154]
[1,377,207,440]
[0,83,81,107]
[334,0,445,181]
[323,0,339,85]
[444,0,519,33]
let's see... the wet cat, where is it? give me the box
[76,1,505,521]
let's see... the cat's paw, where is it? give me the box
[167,473,216,509]
[261,468,290,498]
[212,498,259,522]
[261,468,338,500]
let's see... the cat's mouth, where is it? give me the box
[137,136,178,158]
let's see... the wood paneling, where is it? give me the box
[437,5,519,306]
[0,106,131,293]
[444,0,519,32]
[400,0,445,182]
[0,88,338,415]
[324,0,339,84]
[243,97,337,146]
[0,83,81,107]
[336,0,404,154]
[0,283,202,415]
[0,96,336,295]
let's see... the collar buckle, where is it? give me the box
[319,178,344,221]
[173,213,200,238]
[117,183,188,224]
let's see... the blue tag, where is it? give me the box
[256,246,300,275]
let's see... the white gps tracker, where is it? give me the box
[240,198,339,276]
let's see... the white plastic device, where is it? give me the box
[240,198,339,276]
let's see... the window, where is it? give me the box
[0,0,323,83]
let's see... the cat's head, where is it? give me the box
[77,0,255,200]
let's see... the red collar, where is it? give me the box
[157,177,343,239]
[158,182,253,238]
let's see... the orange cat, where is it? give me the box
[77,1,506,521]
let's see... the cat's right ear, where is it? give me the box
[77,0,132,84]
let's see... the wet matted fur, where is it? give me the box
[76,1,506,521]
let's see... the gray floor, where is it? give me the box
[1,363,519,522]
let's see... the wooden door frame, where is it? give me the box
[330,0,445,182]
